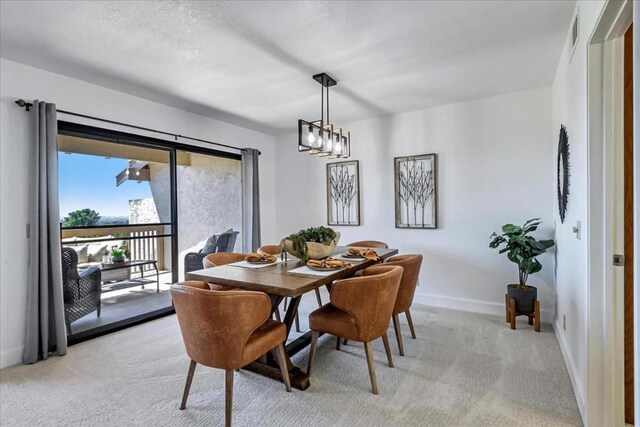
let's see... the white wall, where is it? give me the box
[551,1,606,421]
[0,58,277,369]
[275,87,555,318]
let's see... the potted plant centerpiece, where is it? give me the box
[489,218,555,314]
[282,226,340,263]
[109,243,128,263]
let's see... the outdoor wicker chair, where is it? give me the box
[62,247,102,334]
[184,230,240,274]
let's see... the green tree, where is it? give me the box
[62,208,101,227]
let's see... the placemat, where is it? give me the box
[288,266,342,276]
[228,259,285,269]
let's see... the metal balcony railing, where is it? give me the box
[60,224,169,271]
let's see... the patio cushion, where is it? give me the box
[200,234,218,254]
[87,243,109,262]
[75,244,89,264]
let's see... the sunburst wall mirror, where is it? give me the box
[557,125,570,223]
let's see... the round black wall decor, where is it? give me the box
[557,125,570,223]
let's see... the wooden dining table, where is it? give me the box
[185,245,398,390]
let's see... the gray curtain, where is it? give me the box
[23,101,67,364]
[241,148,261,252]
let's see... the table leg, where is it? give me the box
[139,266,145,289]
[154,262,159,293]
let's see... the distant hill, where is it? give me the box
[98,216,129,225]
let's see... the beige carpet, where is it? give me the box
[0,295,581,426]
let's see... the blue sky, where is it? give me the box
[58,153,153,218]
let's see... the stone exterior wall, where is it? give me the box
[147,154,242,277]
[128,198,160,224]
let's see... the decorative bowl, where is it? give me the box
[283,232,340,260]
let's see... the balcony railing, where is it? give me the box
[61,224,168,270]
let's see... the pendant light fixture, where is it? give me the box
[298,72,351,159]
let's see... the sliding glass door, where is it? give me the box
[57,127,176,341]
[176,150,242,281]
[57,122,243,342]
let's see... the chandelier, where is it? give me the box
[298,72,351,159]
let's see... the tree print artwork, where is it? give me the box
[394,154,437,228]
[327,161,360,226]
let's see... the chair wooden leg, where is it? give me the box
[336,336,341,351]
[225,370,233,427]
[381,333,394,367]
[307,330,320,377]
[343,338,349,345]
[179,360,197,410]
[510,298,517,330]
[528,315,533,325]
[315,288,323,307]
[535,300,541,332]
[392,314,405,356]
[295,312,301,332]
[405,309,416,339]
[273,343,292,392]
[363,341,379,394]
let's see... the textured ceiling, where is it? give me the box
[0,1,575,135]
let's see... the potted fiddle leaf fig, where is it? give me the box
[489,218,555,314]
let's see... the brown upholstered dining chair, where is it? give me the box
[256,244,324,329]
[256,245,282,256]
[171,281,291,427]
[385,254,423,356]
[201,253,248,291]
[346,240,389,249]
[307,264,403,394]
[203,253,248,269]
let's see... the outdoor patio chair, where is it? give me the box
[62,247,102,334]
[184,230,240,274]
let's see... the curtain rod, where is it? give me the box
[14,99,260,155]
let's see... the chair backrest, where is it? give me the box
[385,254,423,314]
[203,252,247,268]
[171,281,271,369]
[257,244,282,256]
[61,247,80,282]
[330,264,403,342]
[346,240,389,249]
[215,231,240,253]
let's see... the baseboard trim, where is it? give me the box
[0,346,23,369]
[412,293,552,323]
[552,319,586,424]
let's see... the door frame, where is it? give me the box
[586,0,634,425]
[57,120,242,343]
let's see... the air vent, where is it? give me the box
[569,8,579,62]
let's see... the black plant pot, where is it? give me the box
[507,284,537,314]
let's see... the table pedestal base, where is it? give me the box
[242,362,310,391]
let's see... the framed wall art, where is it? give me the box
[326,160,360,226]
[394,153,437,229]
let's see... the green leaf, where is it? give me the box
[523,218,541,226]
[502,224,522,234]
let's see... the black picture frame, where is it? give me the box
[326,160,360,226]
[394,153,438,229]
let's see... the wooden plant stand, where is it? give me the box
[505,294,540,332]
